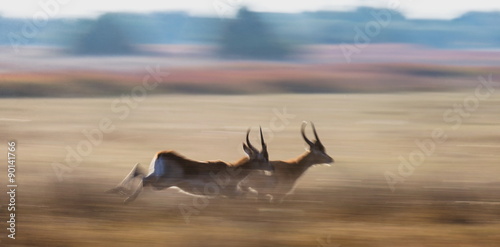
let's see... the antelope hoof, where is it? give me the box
[265,194,274,204]
[123,194,139,204]
[264,171,273,176]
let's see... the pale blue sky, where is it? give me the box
[2,0,500,19]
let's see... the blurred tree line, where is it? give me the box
[2,7,500,58]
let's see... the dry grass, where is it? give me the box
[1,93,500,246]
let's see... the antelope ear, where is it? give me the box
[304,143,311,152]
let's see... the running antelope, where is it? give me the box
[107,128,273,203]
[240,122,334,203]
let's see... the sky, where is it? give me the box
[2,0,500,19]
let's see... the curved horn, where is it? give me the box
[301,121,314,146]
[311,122,321,143]
[246,128,259,153]
[259,126,267,149]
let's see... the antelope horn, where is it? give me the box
[246,128,259,153]
[301,121,314,146]
[311,122,321,143]
[259,126,267,149]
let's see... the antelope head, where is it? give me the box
[301,121,334,165]
[243,127,273,173]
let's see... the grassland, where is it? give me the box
[0,93,499,246]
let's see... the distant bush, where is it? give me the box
[73,14,134,55]
[218,7,292,60]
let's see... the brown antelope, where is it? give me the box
[107,128,273,203]
[240,122,334,203]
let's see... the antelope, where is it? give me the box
[107,128,273,203]
[240,122,334,203]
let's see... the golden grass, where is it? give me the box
[1,93,500,246]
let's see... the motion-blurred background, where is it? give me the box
[2,2,500,96]
[1,1,500,246]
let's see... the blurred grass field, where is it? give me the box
[1,93,500,246]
